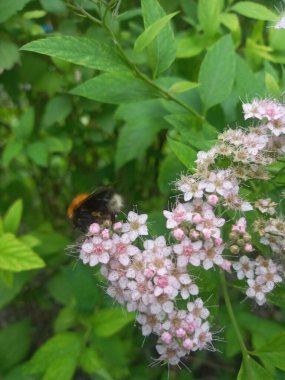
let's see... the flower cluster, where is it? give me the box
[76,98,285,365]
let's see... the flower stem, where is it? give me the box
[219,271,250,363]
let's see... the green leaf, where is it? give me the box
[253,333,285,371]
[26,141,49,167]
[39,0,67,14]
[158,154,185,194]
[0,320,32,372]
[3,199,23,234]
[134,11,179,53]
[237,356,272,380]
[0,269,13,287]
[220,12,241,43]
[231,2,277,21]
[2,139,23,167]
[141,0,176,75]
[21,36,126,72]
[169,81,200,94]
[0,233,45,272]
[70,72,156,104]
[92,308,135,337]
[115,100,167,168]
[198,0,224,36]
[167,137,197,169]
[0,272,30,308]
[16,107,35,139]
[0,0,32,23]
[199,34,236,111]
[176,34,206,58]
[41,95,72,128]
[25,332,82,380]
[0,39,19,70]
[54,302,77,333]
[235,55,265,100]
[79,347,103,374]
[265,72,281,98]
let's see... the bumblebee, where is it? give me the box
[67,188,123,232]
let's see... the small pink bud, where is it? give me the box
[176,328,186,338]
[185,323,195,334]
[113,222,122,231]
[215,237,223,246]
[193,214,203,224]
[89,223,100,234]
[221,259,231,272]
[101,229,110,239]
[144,268,154,278]
[173,228,185,240]
[208,194,219,206]
[183,338,193,350]
[244,243,254,252]
[161,332,172,344]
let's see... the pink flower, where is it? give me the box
[122,211,148,241]
[163,203,192,229]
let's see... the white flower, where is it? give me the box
[122,211,148,241]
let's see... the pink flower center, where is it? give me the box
[116,243,126,254]
[157,276,168,288]
[94,245,103,255]
[174,211,185,222]
[183,246,193,256]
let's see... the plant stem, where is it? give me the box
[219,271,250,364]
[73,2,204,121]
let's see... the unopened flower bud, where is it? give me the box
[230,245,240,254]
[244,243,254,252]
[113,222,122,231]
[161,332,172,344]
[183,338,193,350]
[243,233,251,242]
[229,232,237,240]
[101,229,110,239]
[237,239,245,247]
[208,194,219,206]
[89,223,100,234]
[193,214,203,224]
[173,228,185,240]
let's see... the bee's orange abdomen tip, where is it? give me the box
[67,193,89,219]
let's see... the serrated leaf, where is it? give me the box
[231,2,277,21]
[252,333,285,371]
[134,11,179,53]
[141,0,176,75]
[26,141,49,167]
[0,0,32,23]
[0,233,45,272]
[167,137,197,169]
[92,308,135,337]
[237,356,272,380]
[79,347,103,373]
[25,332,82,380]
[70,72,156,104]
[2,139,23,167]
[3,199,23,234]
[199,34,236,111]
[21,36,125,72]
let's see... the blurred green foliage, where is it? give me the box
[0,0,285,379]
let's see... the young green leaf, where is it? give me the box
[169,81,200,94]
[3,199,23,234]
[21,36,126,72]
[26,141,49,167]
[167,137,196,169]
[0,233,45,272]
[92,308,135,337]
[70,72,157,104]
[231,2,277,21]
[134,11,179,53]
[0,39,20,71]
[237,356,272,380]
[25,332,83,380]
[199,34,236,111]
[198,0,224,36]
[141,0,176,75]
